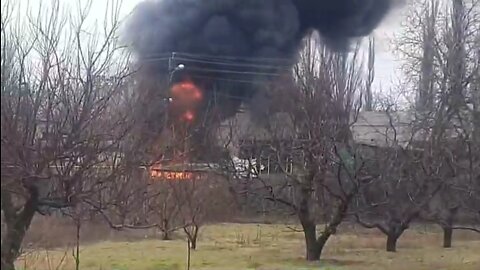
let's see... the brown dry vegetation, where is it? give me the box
[16,222,480,270]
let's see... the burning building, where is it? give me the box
[125,0,398,163]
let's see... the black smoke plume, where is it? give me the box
[126,0,396,160]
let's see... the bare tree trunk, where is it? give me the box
[190,225,199,250]
[298,180,322,261]
[442,206,458,248]
[161,219,171,240]
[161,230,171,240]
[297,172,338,262]
[0,243,16,270]
[318,196,351,250]
[385,225,405,252]
[384,218,410,252]
[386,233,399,252]
[1,197,37,270]
[190,237,197,250]
[1,217,35,269]
[183,223,200,250]
[301,219,322,261]
[443,226,453,248]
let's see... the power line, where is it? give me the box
[171,52,292,63]
[139,56,292,71]
[142,52,293,63]
[138,62,287,78]
[140,57,172,63]
[189,74,274,86]
[136,51,292,85]
[163,56,292,70]
[185,66,283,77]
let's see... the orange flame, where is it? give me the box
[149,163,203,181]
[170,81,203,102]
[183,111,195,122]
[169,80,203,123]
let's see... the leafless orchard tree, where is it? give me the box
[170,176,234,250]
[87,113,234,247]
[1,1,131,269]
[352,108,447,252]
[89,160,234,248]
[392,0,480,247]
[218,34,370,261]
[90,171,185,241]
[173,181,203,248]
[352,0,479,252]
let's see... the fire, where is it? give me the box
[170,81,203,102]
[169,80,203,123]
[183,111,195,122]
[149,163,203,181]
[151,170,194,180]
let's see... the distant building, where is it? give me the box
[351,111,414,148]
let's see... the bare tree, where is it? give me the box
[178,180,202,249]
[87,118,234,245]
[169,175,233,250]
[353,108,445,252]
[219,34,368,261]
[370,0,480,250]
[145,180,186,241]
[1,1,131,268]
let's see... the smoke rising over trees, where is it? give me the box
[125,0,400,122]
[127,0,397,58]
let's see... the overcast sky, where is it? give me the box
[13,0,405,92]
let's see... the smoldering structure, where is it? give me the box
[126,0,396,161]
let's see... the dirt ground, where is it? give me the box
[16,223,480,270]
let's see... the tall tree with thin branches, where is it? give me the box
[1,1,131,268]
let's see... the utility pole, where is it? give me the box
[165,53,186,128]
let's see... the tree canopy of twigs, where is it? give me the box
[217,33,370,261]
[1,1,132,268]
[353,0,480,251]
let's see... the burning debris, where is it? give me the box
[126,0,398,161]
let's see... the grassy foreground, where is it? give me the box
[17,223,480,270]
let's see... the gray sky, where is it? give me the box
[14,0,405,92]
[371,6,404,92]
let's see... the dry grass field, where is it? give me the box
[16,223,480,270]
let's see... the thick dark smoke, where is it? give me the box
[127,0,394,57]
[126,0,396,160]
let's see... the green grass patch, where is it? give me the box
[16,223,480,270]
